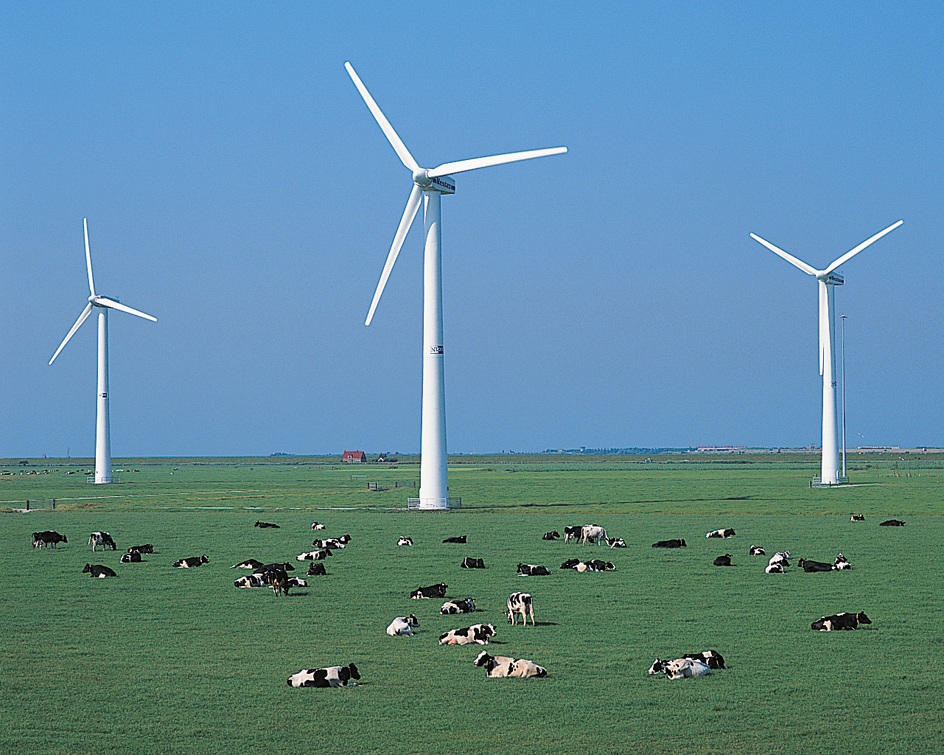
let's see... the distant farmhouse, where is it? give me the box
[342,450,367,463]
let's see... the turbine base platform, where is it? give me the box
[87,476,120,484]
[408,497,461,510]
[810,476,849,488]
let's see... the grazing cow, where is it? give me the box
[253,521,279,528]
[386,614,419,636]
[648,657,711,679]
[574,559,615,572]
[706,528,736,539]
[460,557,486,569]
[82,563,117,578]
[798,558,834,573]
[32,531,67,549]
[306,562,327,576]
[880,519,905,526]
[127,544,154,555]
[833,553,851,570]
[580,525,608,545]
[119,551,141,563]
[441,598,476,615]
[442,536,467,544]
[438,623,496,645]
[410,583,448,599]
[311,522,326,530]
[850,514,865,522]
[542,531,560,541]
[749,545,766,556]
[563,525,582,543]
[517,563,551,576]
[89,531,117,551]
[506,592,534,625]
[484,657,548,678]
[172,555,208,568]
[234,573,267,588]
[652,539,687,548]
[811,611,871,631]
[232,558,265,570]
[296,549,332,562]
[287,664,359,688]
[607,537,627,548]
[397,536,414,546]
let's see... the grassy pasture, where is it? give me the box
[2,456,942,755]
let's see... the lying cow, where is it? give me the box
[173,555,208,568]
[232,558,265,570]
[253,521,279,528]
[706,528,736,538]
[410,583,447,599]
[507,592,534,625]
[397,536,414,546]
[311,522,326,530]
[442,536,467,544]
[474,650,515,668]
[312,538,346,550]
[296,549,332,562]
[811,611,871,631]
[483,657,548,678]
[648,650,725,673]
[119,551,142,563]
[439,623,495,645]
[648,657,711,679]
[517,563,550,576]
[713,554,732,566]
[768,551,791,569]
[652,539,686,548]
[573,559,615,572]
[798,558,834,573]
[581,525,608,545]
[460,557,485,569]
[32,531,67,549]
[234,573,267,588]
[441,598,476,615]
[306,562,327,576]
[127,544,154,555]
[287,663,359,687]
[386,614,419,636]
[83,563,117,578]
[833,553,851,570]
[749,545,766,556]
[89,531,117,551]
[607,537,627,548]
[542,531,560,541]
[765,562,785,574]
[850,514,865,522]
[880,519,905,526]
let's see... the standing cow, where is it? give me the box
[507,592,534,626]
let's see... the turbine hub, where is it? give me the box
[413,170,455,194]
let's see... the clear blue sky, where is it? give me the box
[2,1,941,458]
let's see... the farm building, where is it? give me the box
[342,450,367,463]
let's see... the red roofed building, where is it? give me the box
[342,450,367,463]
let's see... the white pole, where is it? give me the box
[418,190,448,508]
[820,281,840,485]
[95,306,112,484]
[841,314,847,479]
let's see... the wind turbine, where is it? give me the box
[49,219,157,484]
[345,62,566,509]
[750,219,902,485]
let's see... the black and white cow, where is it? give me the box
[296,549,332,562]
[311,522,326,530]
[542,531,560,541]
[879,519,905,526]
[119,551,142,563]
[173,555,208,568]
[647,650,725,674]
[397,536,414,546]
[386,614,419,636]
[507,592,534,625]
[32,531,67,549]
[312,538,346,550]
[850,514,865,522]
[232,558,265,570]
[580,525,608,545]
[573,559,615,572]
[833,553,852,570]
[517,563,550,576]
[798,558,834,573]
[647,657,711,679]
[89,531,117,551]
[127,544,154,555]
[652,539,686,548]
[765,562,785,574]
[253,521,279,528]
[706,528,736,539]
[287,578,307,589]
[410,583,447,599]
[473,650,515,668]
[483,657,548,678]
[287,663,360,687]
[234,573,267,588]
[811,611,871,631]
[268,568,291,597]
[749,545,766,556]
[713,554,733,566]
[767,551,791,570]
[460,557,485,569]
[306,562,327,576]
[442,536,467,544]
[607,537,627,548]
[438,623,496,645]
[83,563,117,578]
[559,558,581,569]
[562,525,582,543]
[441,597,476,615]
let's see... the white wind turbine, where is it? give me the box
[49,219,157,484]
[750,219,902,485]
[345,62,566,509]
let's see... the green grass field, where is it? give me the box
[2,455,942,754]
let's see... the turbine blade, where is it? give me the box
[365,184,422,326]
[344,62,420,174]
[96,297,158,322]
[49,303,93,365]
[823,219,904,275]
[750,233,819,277]
[427,146,568,178]
[84,218,96,297]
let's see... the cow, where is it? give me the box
[89,531,117,551]
[311,522,326,530]
[542,531,560,541]
[833,553,852,570]
[253,521,279,528]
[749,545,766,556]
[441,598,476,615]
[438,623,495,645]
[234,573,267,588]
[473,650,515,668]
[256,562,295,576]
[32,531,67,549]
[798,558,834,573]
[607,537,627,548]
[119,551,142,563]
[127,544,154,555]
[483,657,548,678]
[563,526,582,543]
[306,562,327,576]
[386,614,419,636]
[442,536,467,544]
[296,549,332,562]
[880,519,905,526]
[507,592,534,625]
[269,568,291,597]
[765,562,785,574]
[517,563,550,576]
[232,558,265,570]
[648,657,711,679]
[397,536,414,546]
[410,583,447,599]
[573,559,615,572]
[460,557,486,569]
[768,551,791,569]
[652,539,686,548]
[559,558,581,570]
[173,555,208,568]
[682,650,726,669]
[850,514,865,522]
[287,577,307,589]
[811,611,871,631]
[287,664,359,688]
[83,563,117,578]
[581,525,608,545]
[706,528,736,538]
[312,538,345,550]
[713,554,732,566]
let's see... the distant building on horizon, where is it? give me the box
[342,450,367,463]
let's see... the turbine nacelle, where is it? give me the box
[413,170,455,194]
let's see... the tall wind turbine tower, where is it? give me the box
[750,220,902,485]
[49,219,157,484]
[345,62,566,509]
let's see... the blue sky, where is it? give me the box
[2,1,941,457]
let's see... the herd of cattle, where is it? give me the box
[31,514,894,685]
